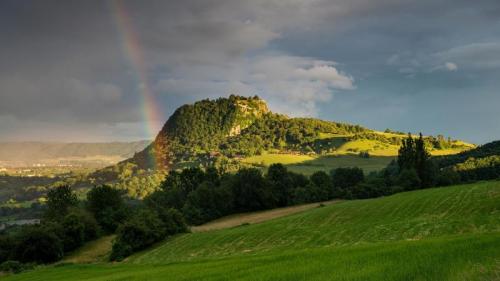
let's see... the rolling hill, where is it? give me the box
[85,95,477,200]
[120,96,474,176]
[6,180,500,280]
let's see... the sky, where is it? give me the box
[1,0,499,144]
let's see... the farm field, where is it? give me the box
[5,180,500,281]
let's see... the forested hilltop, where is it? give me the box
[123,95,474,170]
[86,95,475,198]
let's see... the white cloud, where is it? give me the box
[428,62,458,73]
[445,62,458,71]
[434,42,500,70]
[155,54,355,117]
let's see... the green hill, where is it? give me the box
[124,95,473,175]
[6,180,500,280]
[435,140,500,181]
[436,140,500,168]
[88,95,475,199]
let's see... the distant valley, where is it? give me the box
[0,141,150,170]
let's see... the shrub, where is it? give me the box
[331,167,364,197]
[110,209,165,261]
[86,185,126,233]
[60,208,100,251]
[436,169,461,186]
[397,168,421,190]
[157,208,188,235]
[0,260,34,274]
[13,227,63,264]
[310,171,333,200]
[231,168,273,212]
[0,235,15,263]
[62,213,85,251]
[109,241,133,262]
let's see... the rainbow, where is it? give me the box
[110,0,163,141]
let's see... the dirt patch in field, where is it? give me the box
[191,201,338,233]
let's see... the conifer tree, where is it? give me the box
[398,133,415,170]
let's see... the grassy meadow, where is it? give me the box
[5,180,500,280]
[243,153,395,175]
[6,233,500,281]
[241,137,470,176]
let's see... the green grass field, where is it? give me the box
[242,153,395,175]
[287,155,395,175]
[242,153,316,166]
[5,181,500,280]
[241,137,472,176]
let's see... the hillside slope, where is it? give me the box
[436,140,500,168]
[7,181,500,281]
[126,95,474,173]
[130,181,500,263]
[6,234,500,281]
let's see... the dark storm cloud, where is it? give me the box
[0,0,499,142]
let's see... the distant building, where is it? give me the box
[0,219,40,231]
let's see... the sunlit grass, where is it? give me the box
[129,181,500,264]
[242,154,315,166]
[62,235,115,264]
[6,181,500,281]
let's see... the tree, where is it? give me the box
[266,164,293,206]
[13,227,63,264]
[397,168,421,190]
[415,133,435,187]
[330,167,364,197]
[398,133,416,171]
[110,209,166,261]
[61,212,85,251]
[310,171,333,200]
[160,208,188,235]
[182,181,219,225]
[397,133,435,188]
[231,168,273,212]
[0,235,14,263]
[179,167,207,194]
[436,169,461,186]
[86,185,126,233]
[45,185,78,220]
[61,208,100,251]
